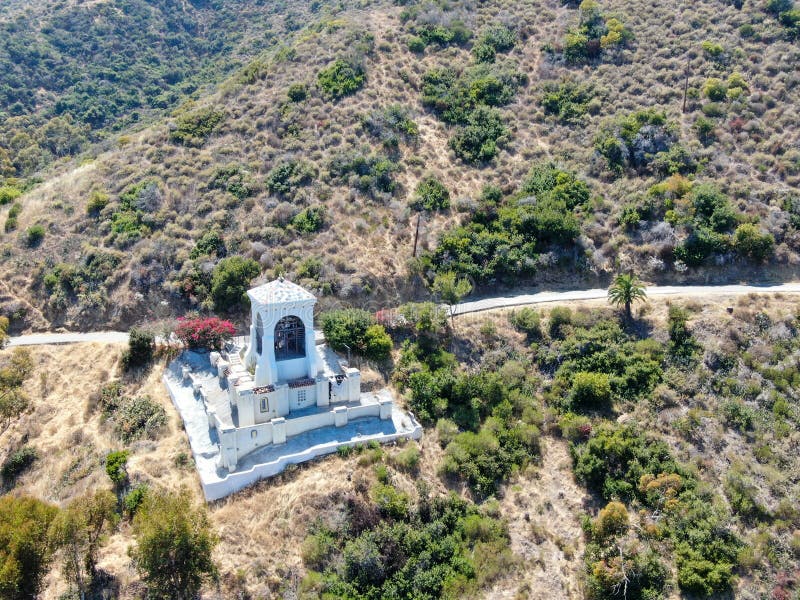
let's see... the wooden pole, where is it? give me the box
[682,57,690,114]
[412,213,421,257]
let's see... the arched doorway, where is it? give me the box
[274,316,305,360]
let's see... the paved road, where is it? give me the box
[451,282,800,315]
[7,331,129,347]
[7,282,800,346]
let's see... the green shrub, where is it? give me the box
[1,445,38,483]
[317,59,366,100]
[472,24,517,62]
[328,151,398,198]
[321,309,392,361]
[509,308,542,340]
[407,35,426,53]
[0,186,22,206]
[733,223,774,261]
[105,450,130,486]
[24,224,45,247]
[548,307,573,338]
[113,396,167,443]
[4,201,21,232]
[391,445,421,472]
[370,483,409,520]
[0,496,59,599]
[292,206,326,234]
[208,164,253,200]
[701,39,725,58]
[449,106,508,163]
[568,371,612,411]
[190,229,226,259]
[540,80,594,123]
[123,483,149,517]
[287,83,308,102]
[170,107,225,146]
[210,256,260,312]
[594,109,683,175]
[86,190,109,216]
[703,78,727,101]
[265,160,314,197]
[122,327,155,371]
[412,176,450,211]
[594,501,629,538]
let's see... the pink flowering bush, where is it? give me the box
[175,316,235,350]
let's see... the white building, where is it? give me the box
[207,278,391,471]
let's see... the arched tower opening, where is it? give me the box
[274,315,305,361]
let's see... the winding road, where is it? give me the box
[6,282,800,347]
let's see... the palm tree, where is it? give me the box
[608,273,647,320]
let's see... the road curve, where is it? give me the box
[6,282,800,347]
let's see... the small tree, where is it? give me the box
[607,273,647,320]
[431,271,473,327]
[130,489,218,600]
[122,327,155,371]
[50,490,118,595]
[210,256,260,312]
[0,495,60,600]
[105,450,130,491]
[175,317,235,350]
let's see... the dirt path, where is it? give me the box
[487,437,588,599]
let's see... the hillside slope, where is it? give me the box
[0,0,798,335]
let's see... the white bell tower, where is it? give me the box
[243,277,319,386]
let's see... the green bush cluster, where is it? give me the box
[317,59,366,100]
[401,5,472,52]
[537,317,663,411]
[1,445,38,484]
[0,348,33,430]
[396,341,540,496]
[210,256,260,312]
[4,201,21,232]
[573,423,741,596]
[472,24,517,63]
[208,164,253,200]
[190,228,226,260]
[301,490,511,598]
[320,309,393,361]
[0,185,21,205]
[421,63,525,162]
[170,107,225,147]
[420,163,589,281]
[41,250,122,309]
[541,80,595,123]
[412,176,450,212]
[328,151,398,199]
[562,0,632,63]
[122,328,155,372]
[594,109,691,176]
[98,382,167,443]
[292,205,326,234]
[265,159,314,197]
[672,183,743,266]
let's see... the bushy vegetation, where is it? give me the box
[561,0,632,64]
[317,59,366,100]
[97,381,167,444]
[328,151,399,199]
[472,24,517,63]
[411,176,450,212]
[301,489,512,598]
[174,316,235,350]
[594,109,691,176]
[541,79,595,123]
[1,445,38,485]
[170,107,225,147]
[320,309,393,361]
[210,256,260,312]
[421,162,590,281]
[574,423,741,597]
[130,488,218,600]
[0,348,33,430]
[122,327,155,372]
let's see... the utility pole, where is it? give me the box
[412,213,422,258]
[682,57,690,114]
